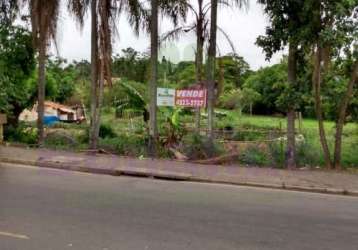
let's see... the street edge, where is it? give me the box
[1,157,357,197]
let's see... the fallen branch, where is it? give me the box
[191,153,240,165]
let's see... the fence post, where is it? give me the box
[298,112,303,134]
[279,121,284,168]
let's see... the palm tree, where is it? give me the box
[162,0,245,133]
[161,0,238,131]
[146,0,187,156]
[148,0,159,156]
[22,0,61,146]
[68,0,145,149]
[206,0,247,139]
[206,0,217,140]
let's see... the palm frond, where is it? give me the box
[67,0,90,29]
[217,26,236,54]
[160,25,195,43]
[28,0,61,50]
[159,0,188,27]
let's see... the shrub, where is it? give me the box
[232,130,266,141]
[99,134,147,157]
[181,134,224,160]
[295,140,321,167]
[239,146,271,166]
[4,123,37,145]
[268,141,285,168]
[99,123,117,139]
[44,131,78,150]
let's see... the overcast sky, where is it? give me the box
[53,1,284,70]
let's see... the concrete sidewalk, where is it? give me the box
[1,145,358,196]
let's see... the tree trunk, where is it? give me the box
[286,43,297,169]
[37,37,46,146]
[206,0,218,140]
[333,61,357,170]
[194,0,204,132]
[148,0,158,157]
[313,45,333,169]
[89,0,99,149]
[94,60,105,143]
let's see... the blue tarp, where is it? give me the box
[43,115,60,125]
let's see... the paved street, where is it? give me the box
[1,162,358,250]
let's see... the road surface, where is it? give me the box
[1,162,358,250]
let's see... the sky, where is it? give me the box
[53,1,284,70]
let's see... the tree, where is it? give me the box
[162,0,245,131]
[206,0,217,140]
[205,0,247,139]
[257,0,309,169]
[243,61,288,115]
[112,48,149,83]
[0,24,35,125]
[308,1,357,169]
[68,0,145,149]
[148,0,159,156]
[26,0,61,146]
[241,87,261,115]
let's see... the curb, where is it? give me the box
[1,157,357,197]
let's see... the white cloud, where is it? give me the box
[53,0,284,70]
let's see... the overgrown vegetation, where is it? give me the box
[0,1,356,169]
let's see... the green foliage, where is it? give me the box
[0,24,36,122]
[219,89,244,110]
[112,48,149,83]
[218,87,261,112]
[181,134,223,160]
[99,123,117,139]
[99,134,148,157]
[4,123,37,144]
[243,62,288,114]
[240,146,270,166]
[168,61,196,87]
[217,54,252,88]
[105,79,148,120]
[159,107,186,146]
[27,57,77,104]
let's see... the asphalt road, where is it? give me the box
[1,163,358,250]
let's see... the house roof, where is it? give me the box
[45,101,75,114]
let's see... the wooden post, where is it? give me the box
[279,121,284,168]
[0,114,7,142]
[298,111,303,134]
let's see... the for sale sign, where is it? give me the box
[175,89,207,108]
[157,88,175,106]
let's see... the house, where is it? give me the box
[19,101,86,124]
[44,101,77,122]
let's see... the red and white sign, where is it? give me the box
[175,89,207,108]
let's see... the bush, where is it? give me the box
[239,146,271,166]
[4,123,37,144]
[44,131,78,150]
[181,134,224,160]
[99,134,147,156]
[268,141,285,168]
[99,123,117,139]
[232,130,266,141]
[295,140,322,167]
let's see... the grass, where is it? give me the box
[212,110,358,167]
